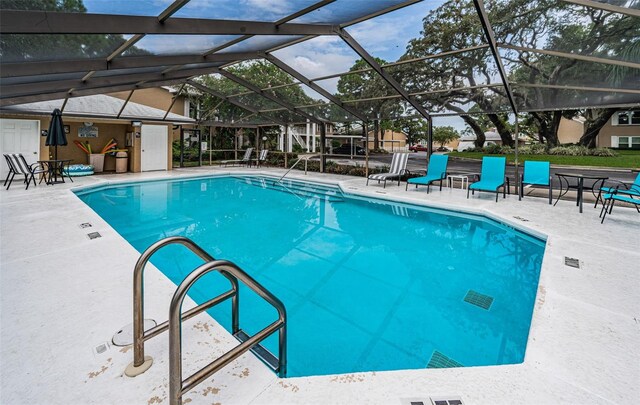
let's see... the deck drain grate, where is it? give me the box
[463,290,494,310]
[513,215,530,222]
[564,257,580,268]
[79,222,92,228]
[426,351,463,369]
[87,232,102,240]
[430,398,464,405]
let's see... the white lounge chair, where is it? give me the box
[221,148,253,167]
[257,149,269,167]
[367,152,409,188]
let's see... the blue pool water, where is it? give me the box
[77,176,545,377]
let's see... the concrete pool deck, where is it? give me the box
[1,167,638,405]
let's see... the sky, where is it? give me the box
[82,0,467,130]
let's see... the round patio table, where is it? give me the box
[553,172,608,213]
[38,159,73,185]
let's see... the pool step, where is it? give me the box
[233,329,280,372]
[241,177,344,202]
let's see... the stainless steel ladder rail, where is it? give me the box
[169,259,287,405]
[126,236,240,376]
[277,153,320,183]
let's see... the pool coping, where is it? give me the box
[1,166,638,404]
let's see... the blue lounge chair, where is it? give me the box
[405,154,448,193]
[595,172,640,208]
[599,190,640,223]
[519,161,552,204]
[468,156,508,202]
[367,152,409,188]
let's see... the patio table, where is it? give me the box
[38,159,73,185]
[554,172,607,213]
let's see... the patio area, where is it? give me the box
[1,167,638,404]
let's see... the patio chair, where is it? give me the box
[221,148,253,167]
[595,172,640,208]
[257,149,269,167]
[467,156,508,202]
[4,153,48,190]
[405,154,448,193]
[367,152,409,188]
[599,189,640,223]
[519,161,552,204]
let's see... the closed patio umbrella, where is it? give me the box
[46,108,67,160]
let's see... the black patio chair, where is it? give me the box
[4,153,48,190]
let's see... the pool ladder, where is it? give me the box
[124,236,287,405]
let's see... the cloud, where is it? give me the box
[272,37,359,94]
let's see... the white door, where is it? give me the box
[0,119,40,178]
[141,124,168,172]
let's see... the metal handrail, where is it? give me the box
[128,236,240,372]
[277,153,320,182]
[169,260,287,405]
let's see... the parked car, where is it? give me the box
[409,144,428,152]
[332,144,366,155]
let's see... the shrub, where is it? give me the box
[588,147,617,157]
[266,152,297,168]
[483,143,503,154]
[519,144,547,155]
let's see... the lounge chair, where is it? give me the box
[221,148,253,167]
[468,156,508,202]
[599,188,640,223]
[405,154,448,193]
[257,149,269,167]
[3,153,48,190]
[595,172,640,208]
[367,152,409,188]
[519,161,552,204]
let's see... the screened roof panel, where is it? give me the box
[499,49,640,91]
[1,72,86,86]
[270,35,364,79]
[512,85,640,111]
[215,35,305,54]
[231,60,300,89]
[229,92,287,112]
[92,66,168,78]
[297,103,362,122]
[314,70,400,103]
[0,34,129,63]
[173,0,321,21]
[194,74,255,97]
[122,35,242,56]
[589,0,640,8]
[415,86,512,115]
[289,0,411,25]
[385,47,500,94]
[1,0,168,15]
[344,97,411,120]
[488,0,640,64]
[344,0,447,61]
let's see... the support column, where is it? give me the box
[514,114,519,195]
[320,122,326,173]
[427,118,433,159]
[284,125,289,168]
[364,122,369,178]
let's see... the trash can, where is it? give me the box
[115,151,128,173]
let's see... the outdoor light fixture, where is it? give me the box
[131,121,142,127]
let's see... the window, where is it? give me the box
[615,110,640,126]
[613,136,640,149]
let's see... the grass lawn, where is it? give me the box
[450,150,640,169]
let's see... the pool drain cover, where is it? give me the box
[426,351,463,368]
[463,290,494,310]
[564,257,580,268]
[87,232,101,240]
[79,222,92,228]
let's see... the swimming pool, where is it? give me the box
[76,175,546,377]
